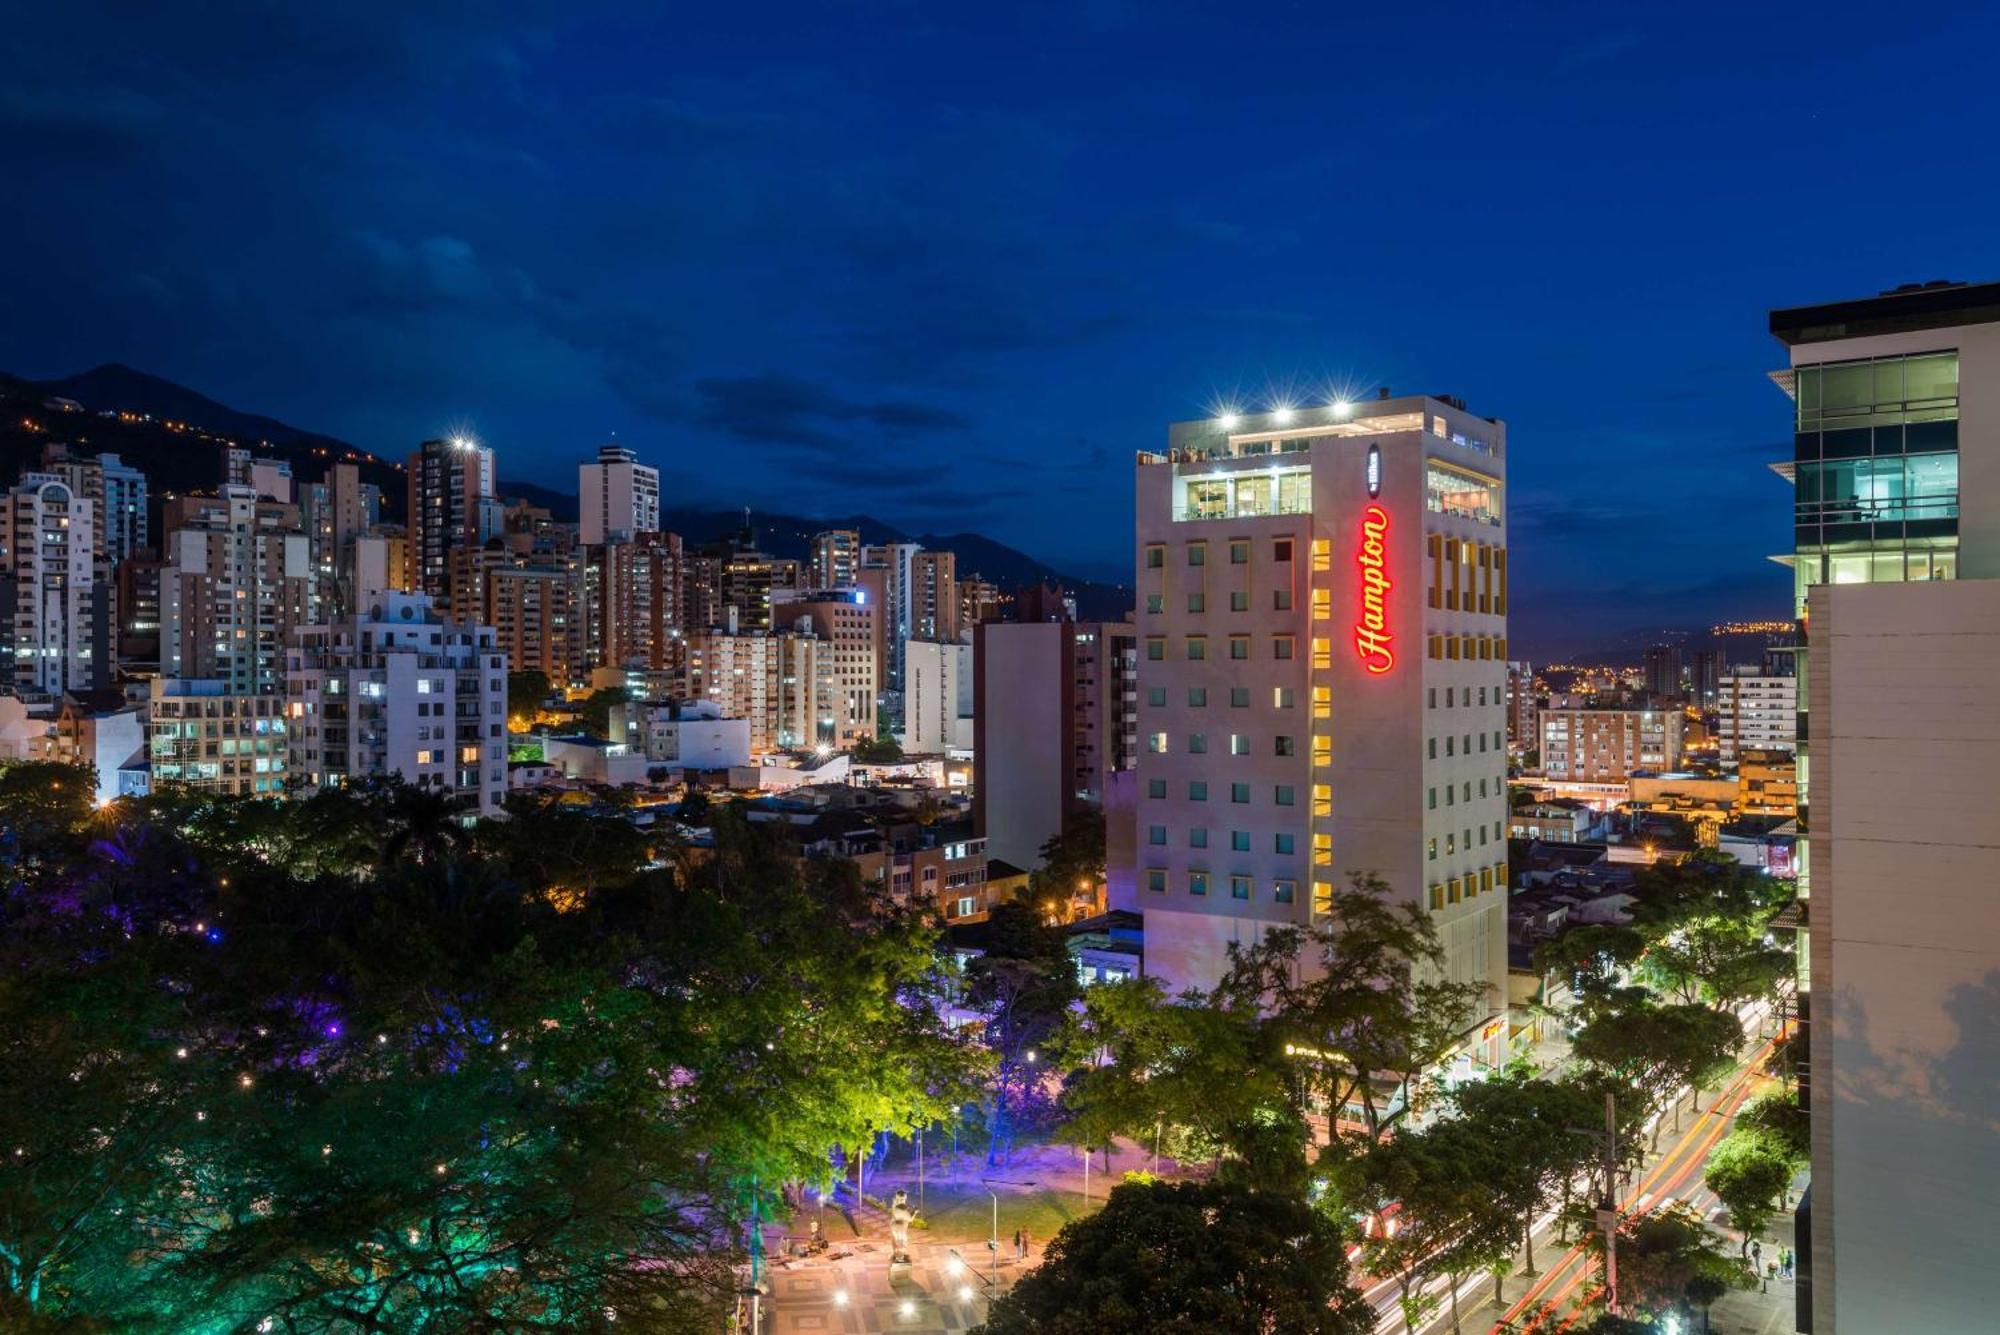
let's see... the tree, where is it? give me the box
[1359,1115,1521,1333]
[507,667,553,722]
[1735,1089,1809,1164]
[1573,995,1740,1145]
[577,685,629,740]
[1054,977,1301,1187]
[1534,924,1648,1011]
[965,901,1082,1163]
[1218,873,1485,1148]
[1033,811,1106,905]
[850,734,903,763]
[1704,1130,1797,1251]
[974,1179,1373,1335]
[0,783,984,1330]
[1583,1203,1748,1323]
[1447,1070,1606,1278]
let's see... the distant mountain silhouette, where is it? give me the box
[0,364,1131,619]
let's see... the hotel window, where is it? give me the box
[1449,877,1462,904]
[1147,687,1166,706]
[1274,736,1296,757]
[1275,686,1296,708]
[1446,736,1455,756]
[1427,837,1438,861]
[1146,545,1165,569]
[1311,588,1331,620]
[1146,869,1166,893]
[1230,590,1249,611]
[1445,787,1454,807]
[1231,734,1250,756]
[1274,784,1295,806]
[1429,883,1445,910]
[1188,542,1207,566]
[1189,780,1208,801]
[1273,539,1293,562]
[1188,593,1205,613]
[1274,879,1296,904]
[1479,826,1488,845]
[1230,875,1252,900]
[1313,686,1331,718]
[1146,637,1165,661]
[1148,731,1168,753]
[1313,832,1332,865]
[1190,828,1208,848]
[1313,881,1334,915]
[1189,872,1208,896]
[1311,538,1331,571]
[1427,738,1437,759]
[1188,687,1207,706]
[1188,733,1207,754]
[1313,784,1332,816]
[1273,635,1295,660]
[1147,779,1167,798]
[1231,831,1250,852]
[1229,635,1251,660]
[1231,782,1251,803]
[1188,636,1207,660]
[1446,832,1457,854]
[1275,832,1295,854]
[1230,540,1251,564]
[1231,688,1250,707]
[1148,825,1167,846]
[1146,594,1163,614]
[1273,588,1293,610]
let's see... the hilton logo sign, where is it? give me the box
[1354,504,1394,675]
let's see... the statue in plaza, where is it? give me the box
[889,1189,914,1265]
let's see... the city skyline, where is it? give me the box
[9,3,2000,652]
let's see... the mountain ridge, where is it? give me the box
[0,364,1130,617]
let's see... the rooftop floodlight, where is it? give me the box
[1272,405,1295,424]
[1217,411,1240,430]
[1331,399,1353,417]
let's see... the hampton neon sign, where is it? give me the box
[1354,504,1394,674]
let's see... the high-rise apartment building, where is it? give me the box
[286,591,508,816]
[159,487,314,695]
[778,588,880,744]
[1642,643,1684,701]
[810,529,862,589]
[578,443,660,545]
[912,550,958,643]
[904,639,974,753]
[148,677,289,796]
[407,436,498,601]
[299,462,380,619]
[1130,395,1510,1040]
[974,618,1137,873]
[1767,279,1998,1335]
[862,542,921,693]
[1504,660,1538,753]
[1,473,102,695]
[448,547,588,686]
[681,628,830,752]
[593,532,687,672]
[958,574,1003,629]
[1716,666,1797,760]
[39,445,148,566]
[1538,707,1683,781]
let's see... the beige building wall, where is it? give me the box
[1806,578,2000,1335]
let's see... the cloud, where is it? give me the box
[690,374,972,449]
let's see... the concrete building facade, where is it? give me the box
[285,592,509,816]
[1130,395,1510,1036]
[1,473,101,696]
[1717,666,1797,760]
[904,638,973,753]
[578,443,660,546]
[1539,707,1684,782]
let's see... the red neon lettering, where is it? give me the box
[1355,504,1393,674]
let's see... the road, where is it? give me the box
[1356,1021,1781,1335]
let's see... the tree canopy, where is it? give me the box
[973,1179,1372,1335]
[0,773,981,1331]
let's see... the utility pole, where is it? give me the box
[1596,1092,1620,1314]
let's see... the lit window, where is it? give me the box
[1230,734,1249,756]
[1189,872,1209,896]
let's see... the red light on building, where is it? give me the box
[1355,504,1394,674]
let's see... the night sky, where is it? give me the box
[5,1,1997,657]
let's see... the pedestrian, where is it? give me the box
[1012,1228,1023,1262]
[1783,1247,1795,1278]
[1751,1240,1762,1270]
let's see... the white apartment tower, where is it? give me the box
[1716,666,1797,760]
[285,592,509,817]
[578,443,661,546]
[1134,395,1510,1051]
[0,473,100,695]
[160,486,314,696]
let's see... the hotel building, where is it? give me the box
[1768,279,1999,1334]
[1131,394,1509,1041]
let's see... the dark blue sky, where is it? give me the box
[4,1,1996,656]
